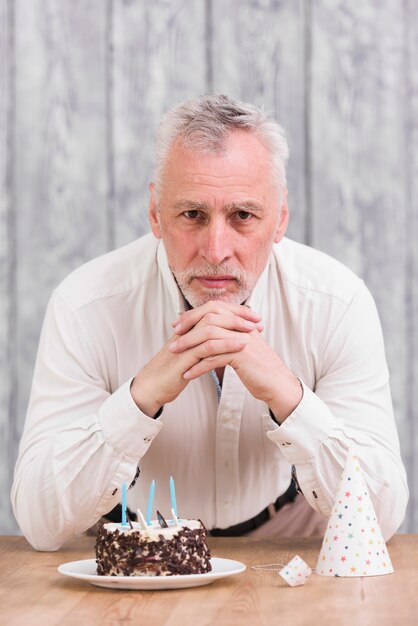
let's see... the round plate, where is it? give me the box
[57,557,246,590]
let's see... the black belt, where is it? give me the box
[209,481,298,537]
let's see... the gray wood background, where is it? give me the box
[0,0,417,534]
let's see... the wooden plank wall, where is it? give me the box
[0,0,416,533]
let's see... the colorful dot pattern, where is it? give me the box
[316,453,394,577]
[279,555,312,586]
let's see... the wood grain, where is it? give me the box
[112,0,208,248]
[0,1,417,534]
[405,0,418,532]
[309,1,413,529]
[211,0,308,242]
[1,535,418,625]
[10,0,110,532]
[0,0,15,533]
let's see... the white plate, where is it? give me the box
[58,557,246,590]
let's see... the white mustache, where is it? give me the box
[176,265,248,284]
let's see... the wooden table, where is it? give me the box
[0,534,417,625]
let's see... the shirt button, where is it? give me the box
[143,437,151,443]
[281,442,292,447]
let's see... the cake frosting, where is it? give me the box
[95,518,212,576]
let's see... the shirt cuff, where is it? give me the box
[265,380,343,462]
[98,379,163,460]
[265,380,342,516]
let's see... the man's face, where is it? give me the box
[148,130,288,307]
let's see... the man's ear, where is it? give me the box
[274,189,289,243]
[148,182,162,239]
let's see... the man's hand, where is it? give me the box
[130,302,262,417]
[170,301,303,422]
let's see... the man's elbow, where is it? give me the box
[11,485,67,552]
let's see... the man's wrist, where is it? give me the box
[268,377,303,424]
[130,377,163,418]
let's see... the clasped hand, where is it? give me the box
[131,301,302,422]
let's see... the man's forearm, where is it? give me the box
[12,381,161,550]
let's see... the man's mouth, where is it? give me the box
[194,276,237,289]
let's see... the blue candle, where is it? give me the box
[121,480,128,527]
[170,476,178,518]
[146,479,155,525]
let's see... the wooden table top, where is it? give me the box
[0,534,416,625]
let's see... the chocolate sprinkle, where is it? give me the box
[95,521,212,577]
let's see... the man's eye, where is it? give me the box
[183,210,200,219]
[237,210,252,220]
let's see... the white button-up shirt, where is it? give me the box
[11,234,408,550]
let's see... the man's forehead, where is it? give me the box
[172,199,264,212]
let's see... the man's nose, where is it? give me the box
[200,218,232,266]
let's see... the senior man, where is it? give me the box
[12,95,408,550]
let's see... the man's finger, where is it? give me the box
[168,325,258,353]
[183,352,242,380]
[172,302,262,334]
[169,317,262,350]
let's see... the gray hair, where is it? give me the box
[153,94,289,196]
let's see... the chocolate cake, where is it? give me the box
[95,519,212,576]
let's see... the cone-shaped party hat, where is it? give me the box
[316,451,394,577]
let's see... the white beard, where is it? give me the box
[172,264,258,308]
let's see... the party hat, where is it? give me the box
[316,451,394,577]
